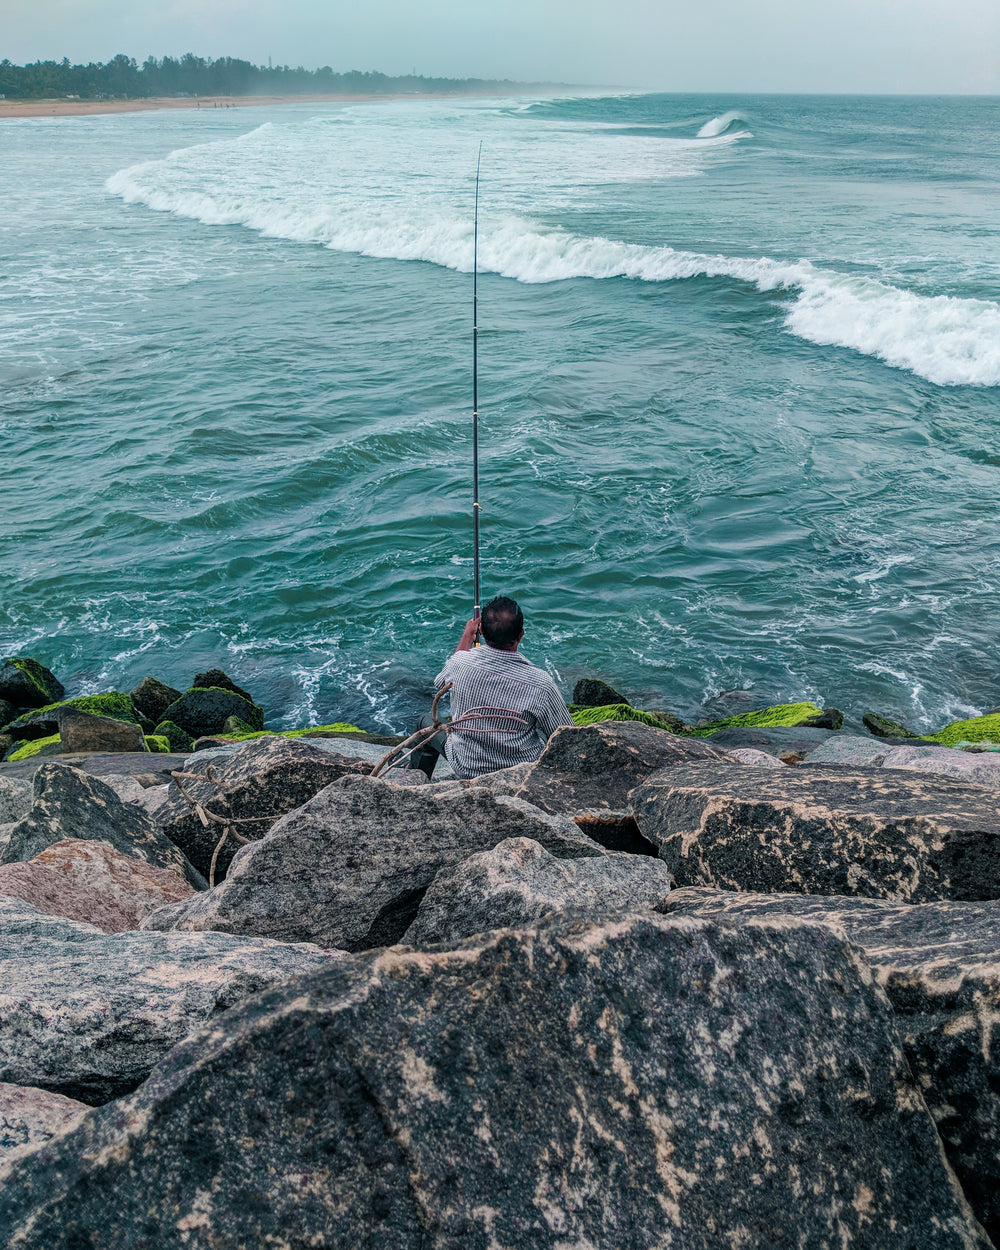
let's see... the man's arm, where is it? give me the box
[454,616,481,652]
[535,682,575,742]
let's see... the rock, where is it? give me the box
[97,775,169,819]
[0,1083,89,1164]
[56,706,146,754]
[864,710,924,739]
[192,667,256,705]
[0,895,341,1103]
[143,776,603,950]
[700,688,766,719]
[802,734,894,766]
[883,744,1000,789]
[0,854,147,932]
[161,686,264,738]
[724,747,788,766]
[129,676,182,725]
[221,715,257,734]
[0,733,14,760]
[405,836,673,946]
[698,724,835,755]
[152,717,194,752]
[0,657,64,710]
[572,676,630,707]
[157,735,373,881]
[22,838,194,930]
[514,720,728,818]
[0,776,32,822]
[632,761,1000,903]
[661,888,1000,1245]
[0,911,989,1249]
[0,698,15,728]
[3,692,139,742]
[642,707,691,734]
[0,763,205,891]
[797,706,845,730]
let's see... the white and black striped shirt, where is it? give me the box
[434,646,574,778]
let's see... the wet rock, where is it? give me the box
[192,668,256,705]
[0,776,32,822]
[0,838,196,931]
[0,763,205,891]
[0,733,14,761]
[0,1083,89,1163]
[157,735,372,881]
[797,706,845,730]
[661,888,1000,1245]
[3,692,139,743]
[642,707,691,734]
[572,676,629,707]
[56,706,146,754]
[143,776,602,950]
[404,836,673,946]
[161,686,264,739]
[129,676,182,725]
[0,895,340,1103]
[0,698,15,728]
[700,688,766,719]
[0,657,64,710]
[632,761,1000,902]
[514,720,728,818]
[864,710,925,739]
[0,911,988,1249]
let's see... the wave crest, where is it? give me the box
[697,111,751,138]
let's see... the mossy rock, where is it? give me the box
[222,716,260,735]
[862,712,921,740]
[215,722,365,743]
[7,733,62,762]
[130,676,183,726]
[925,714,1000,748]
[685,702,825,739]
[570,704,680,732]
[161,687,264,739]
[144,734,172,754]
[3,692,139,742]
[152,720,195,753]
[572,678,630,709]
[0,656,65,709]
[192,668,255,705]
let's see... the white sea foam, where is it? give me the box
[697,111,752,139]
[105,104,1000,389]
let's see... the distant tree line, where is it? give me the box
[0,54,520,100]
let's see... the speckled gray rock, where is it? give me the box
[660,888,1000,1245]
[0,1083,89,1163]
[0,776,32,823]
[632,762,1000,902]
[157,734,373,880]
[723,747,788,767]
[0,763,205,891]
[884,744,1000,789]
[0,895,341,1103]
[404,836,673,945]
[144,775,603,950]
[800,734,893,766]
[56,707,145,754]
[0,910,988,1249]
[698,725,835,755]
[514,720,728,817]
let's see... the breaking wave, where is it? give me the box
[697,111,752,138]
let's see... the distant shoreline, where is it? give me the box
[0,91,526,120]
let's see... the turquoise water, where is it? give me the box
[3,93,999,733]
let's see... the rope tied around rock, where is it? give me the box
[370,682,529,778]
[169,763,276,887]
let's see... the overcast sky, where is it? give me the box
[4,0,998,93]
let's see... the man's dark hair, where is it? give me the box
[480,596,524,648]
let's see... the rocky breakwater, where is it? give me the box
[2,709,1000,1244]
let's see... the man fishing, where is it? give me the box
[410,595,574,779]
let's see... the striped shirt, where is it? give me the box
[434,646,575,778]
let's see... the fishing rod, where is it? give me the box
[472,142,483,626]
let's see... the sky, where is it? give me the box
[4,0,999,93]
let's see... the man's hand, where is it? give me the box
[456,616,481,652]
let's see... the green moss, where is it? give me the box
[8,733,61,762]
[144,734,171,753]
[8,657,57,701]
[685,702,824,738]
[14,691,137,726]
[570,704,678,731]
[152,720,195,753]
[925,714,1000,747]
[216,722,365,742]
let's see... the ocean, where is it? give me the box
[3,91,999,734]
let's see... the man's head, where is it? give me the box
[480,595,524,650]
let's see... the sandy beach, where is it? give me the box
[0,93,413,120]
